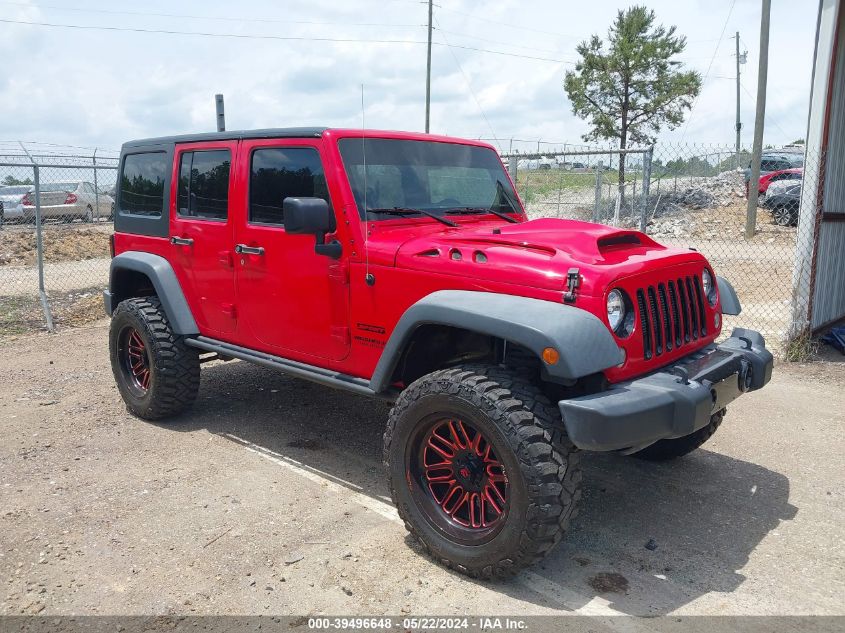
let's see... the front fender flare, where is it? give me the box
[717,276,742,316]
[369,290,623,393]
[106,251,198,335]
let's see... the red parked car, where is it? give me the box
[104,128,772,578]
[747,167,803,197]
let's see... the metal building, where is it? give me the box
[791,0,845,335]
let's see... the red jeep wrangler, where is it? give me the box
[105,128,772,578]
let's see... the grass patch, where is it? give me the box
[783,328,820,362]
[516,170,597,203]
[0,295,44,338]
[0,286,105,340]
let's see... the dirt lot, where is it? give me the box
[0,225,111,267]
[1,322,843,617]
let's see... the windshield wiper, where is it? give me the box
[367,206,459,227]
[444,207,520,223]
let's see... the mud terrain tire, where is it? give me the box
[632,408,726,461]
[384,364,581,579]
[109,297,200,421]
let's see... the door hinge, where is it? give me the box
[331,325,350,345]
[218,250,234,268]
[221,303,237,319]
[328,261,350,285]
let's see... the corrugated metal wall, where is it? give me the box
[811,7,845,329]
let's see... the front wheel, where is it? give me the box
[384,365,581,579]
[109,297,200,420]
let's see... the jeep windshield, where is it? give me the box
[337,138,521,222]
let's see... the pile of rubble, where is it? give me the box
[659,170,746,209]
[646,217,697,238]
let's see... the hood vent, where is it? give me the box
[597,233,641,249]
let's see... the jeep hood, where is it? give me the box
[384,218,706,296]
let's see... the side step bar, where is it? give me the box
[185,336,396,402]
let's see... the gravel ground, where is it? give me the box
[1,322,843,617]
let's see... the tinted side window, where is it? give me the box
[120,152,167,216]
[249,147,329,225]
[178,150,230,220]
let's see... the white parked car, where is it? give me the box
[0,185,32,222]
[764,177,802,199]
[22,181,114,222]
[517,156,556,171]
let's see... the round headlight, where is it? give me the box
[607,289,625,332]
[702,269,716,305]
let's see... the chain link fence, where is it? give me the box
[0,140,820,357]
[501,142,814,352]
[0,144,118,336]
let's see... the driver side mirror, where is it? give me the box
[282,197,341,259]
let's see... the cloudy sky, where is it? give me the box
[0,0,818,155]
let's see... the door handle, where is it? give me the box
[235,244,265,256]
[171,236,194,246]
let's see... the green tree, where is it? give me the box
[3,175,33,186]
[563,6,701,197]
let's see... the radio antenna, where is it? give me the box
[362,84,374,286]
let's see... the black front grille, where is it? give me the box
[637,274,707,360]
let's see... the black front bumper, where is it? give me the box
[559,328,773,452]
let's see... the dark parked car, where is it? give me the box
[764,183,801,226]
[744,153,804,185]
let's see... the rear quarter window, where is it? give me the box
[120,152,167,217]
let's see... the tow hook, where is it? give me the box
[738,359,753,393]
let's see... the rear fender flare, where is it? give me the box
[369,290,623,393]
[106,251,198,335]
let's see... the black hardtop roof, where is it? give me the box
[122,127,328,149]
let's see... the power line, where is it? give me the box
[0,140,119,152]
[0,18,572,63]
[739,82,795,140]
[432,14,500,150]
[681,0,737,140]
[433,27,568,56]
[0,1,425,28]
[434,5,577,40]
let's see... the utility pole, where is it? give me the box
[735,32,742,169]
[745,0,770,239]
[425,0,433,133]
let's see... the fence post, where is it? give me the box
[631,174,637,220]
[19,142,54,332]
[93,148,100,221]
[508,155,517,183]
[593,161,603,222]
[640,146,653,233]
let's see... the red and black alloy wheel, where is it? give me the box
[407,415,510,544]
[386,365,582,578]
[119,326,152,394]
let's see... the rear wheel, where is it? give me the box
[384,365,581,579]
[109,297,200,420]
[632,409,726,461]
[84,205,94,223]
[773,206,792,226]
